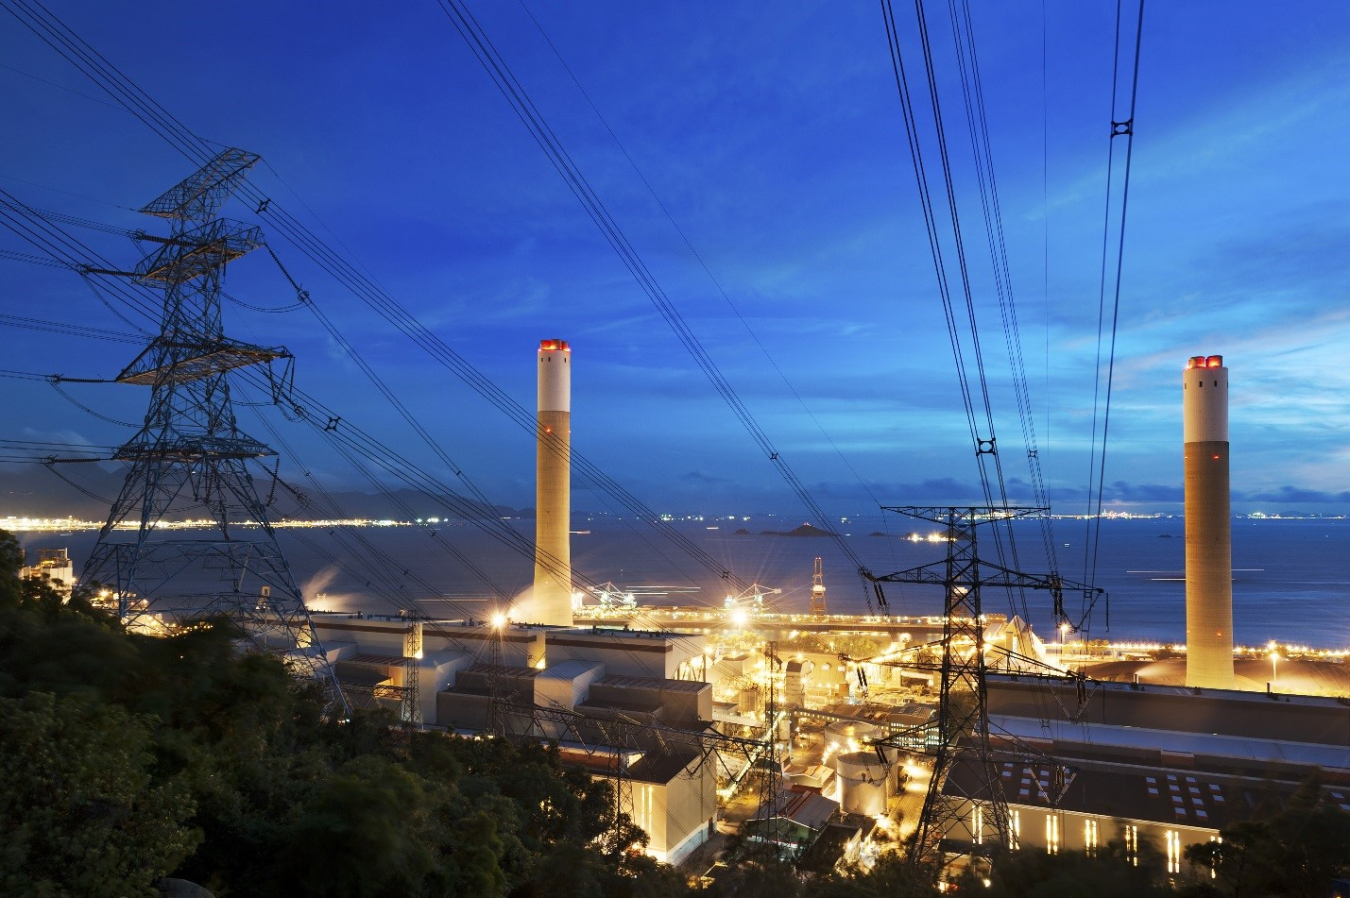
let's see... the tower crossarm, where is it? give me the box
[140,148,261,222]
[116,337,289,385]
[868,562,1101,629]
[869,560,1095,595]
[134,219,263,284]
[880,505,1046,527]
[112,435,275,462]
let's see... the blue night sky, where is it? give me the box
[3,1,1350,517]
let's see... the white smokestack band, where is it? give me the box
[538,340,571,412]
[1183,358,1228,443]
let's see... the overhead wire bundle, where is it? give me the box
[1080,0,1147,630]
[879,0,1038,625]
[1,189,723,675]
[433,0,886,612]
[0,0,765,603]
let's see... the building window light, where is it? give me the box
[1125,824,1139,867]
[971,805,983,845]
[1085,819,1098,857]
[1166,829,1181,874]
[1011,810,1020,850]
[1046,814,1059,855]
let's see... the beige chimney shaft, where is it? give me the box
[533,339,573,627]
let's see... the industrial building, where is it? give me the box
[304,609,721,866]
[954,675,1350,876]
[19,547,74,596]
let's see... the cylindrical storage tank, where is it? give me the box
[836,751,890,816]
[825,720,884,745]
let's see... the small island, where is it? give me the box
[758,522,839,537]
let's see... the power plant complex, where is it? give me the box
[8,4,1350,893]
[299,344,1347,879]
[17,334,1348,882]
[15,322,1346,885]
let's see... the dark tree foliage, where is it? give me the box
[1181,776,1350,898]
[0,691,201,896]
[0,529,688,897]
[705,833,807,898]
[959,840,1175,898]
[814,854,940,898]
[7,529,1342,897]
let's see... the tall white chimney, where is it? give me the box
[1183,353,1234,689]
[533,339,573,626]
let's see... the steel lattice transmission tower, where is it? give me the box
[871,506,1069,870]
[81,148,344,707]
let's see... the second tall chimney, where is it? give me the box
[1183,353,1234,689]
[533,339,573,626]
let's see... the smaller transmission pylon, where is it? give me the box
[401,619,423,730]
[869,506,1095,873]
[753,641,787,852]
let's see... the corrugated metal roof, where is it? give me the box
[345,653,406,666]
[758,790,839,831]
[596,674,706,693]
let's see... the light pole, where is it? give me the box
[1060,622,1070,662]
[1268,640,1279,683]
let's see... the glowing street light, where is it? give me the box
[490,611,508,630]
[1268,640,1279,682]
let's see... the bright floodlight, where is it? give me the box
[731,608,750,628]
[490,611,508,629]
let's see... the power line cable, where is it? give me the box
[435,0,882,611]
[947,0,1058,572]
[1081,0,1146,623]
[1,0,859,612]
[518,0,888,515]
[0,0,747,595]
[0,311,142,343]
[879,0,1028,625]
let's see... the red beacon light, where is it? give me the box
[1205,355,1223,368]
[539,339,570,352]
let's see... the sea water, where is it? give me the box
[14,516,1350,649]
